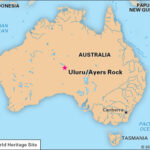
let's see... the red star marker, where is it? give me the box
[63,65,67,70]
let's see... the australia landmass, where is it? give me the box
[0,7,146,126]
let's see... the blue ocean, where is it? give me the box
[0,1,149,149]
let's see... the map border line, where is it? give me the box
[0,1,147,150]
[0,148,142,150]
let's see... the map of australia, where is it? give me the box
[0,6,146,127]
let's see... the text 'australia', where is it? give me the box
[79,52,111,57]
